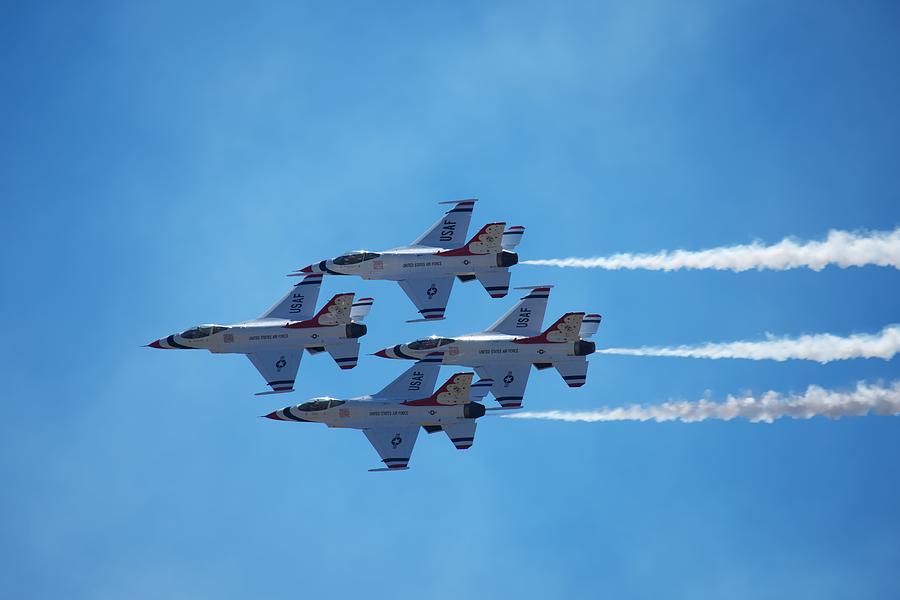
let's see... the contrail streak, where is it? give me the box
[598,325,900,364]
[523,228,900,271]
[503,381,900,424]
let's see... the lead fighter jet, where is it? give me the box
[292,199,525,321]
[146,274,373,395]
[373,285,601,408]
[264,353,494,471]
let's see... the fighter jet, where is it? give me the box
[372,285,601,408]
[146,274,373,395]
[291,199,525,321]
[264,352,494,471]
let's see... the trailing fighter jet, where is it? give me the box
[146,274,373,395]
[264,353,494,471]
[373,285,601,408]
[291,199,525,322]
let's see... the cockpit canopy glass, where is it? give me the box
[181,325,229,339]
[333,252,381,266]
[407,337,455,350]
[297,398,346,412]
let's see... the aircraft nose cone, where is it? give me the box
[262,411,280,420]
[373,348,390,358]
[298,264,315,273]
[146,339,164,349]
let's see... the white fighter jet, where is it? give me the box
[146,274,373,395]
[291,199,525,321]
[264,352,494,471]
[372,285,601,408]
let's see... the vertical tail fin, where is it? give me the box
[410,199,477,249]
[484,285,552,336]
[372,352,444,400]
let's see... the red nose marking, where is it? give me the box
[299,264,314,273]
[373,349,392,358]
[147,340,163,349]
[263,411,280,420]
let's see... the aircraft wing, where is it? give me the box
[475,363,532,409]
[247,350,303,395]
[554,358,588,388]
[364,426,420,471]
[398,276,455,322]
[441,421,477,450]
[258,274,323,321]
[410,199,476,249]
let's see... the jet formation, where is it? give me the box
[148,199,600,470]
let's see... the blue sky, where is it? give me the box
[2,1,899,598]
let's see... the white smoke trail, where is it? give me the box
[598,325,900,364]
[503,381,900,424]
[523,228,900,271]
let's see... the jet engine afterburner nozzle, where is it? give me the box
[464,402,487,419]
[496,250,518,268]
[573,340,596,356]
[345,323,367,339]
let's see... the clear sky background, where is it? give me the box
[2,2,899,598]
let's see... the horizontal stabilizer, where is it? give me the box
[475,270,511,299]
[326,341,361,370]
[579,314,602,338]
[554,359,589,388]
[369,467,410,472]
[350,297,374,322]
[471,378,494,401]
[501,225,525,250]
[442,421,477,450]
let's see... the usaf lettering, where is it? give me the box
[407,370,425,391]
[516,307,532,328]
[289,293,305,314]
[439,219,457,242]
